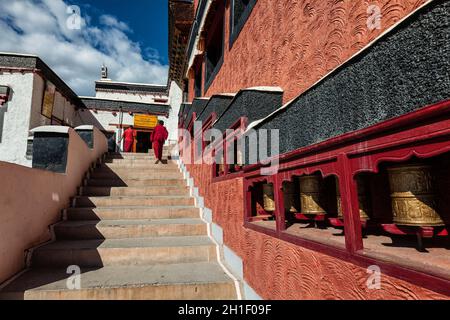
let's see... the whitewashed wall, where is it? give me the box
[0,72,34,166]
[0,72,83,166]
[95,91,168,104]
[167,81,182,145]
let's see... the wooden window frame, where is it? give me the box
[229,0,258,48]
[212,116,248,182]
[204,0,226,92]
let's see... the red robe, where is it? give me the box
[151,124,169,160]
[122,128,136,153]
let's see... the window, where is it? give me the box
[194,64,202,98]
[212,117,247,180]
[204,2,225,90]
[183,80,189,103]
[26,137,33,160]
[230,0,257,47]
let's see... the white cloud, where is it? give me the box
[0,0,168,96]
[99,14,131,32]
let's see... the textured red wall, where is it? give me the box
[183,0,446,299]
[199,0,429,103]
[185,161,446,299]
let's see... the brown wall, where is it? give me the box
[190,0,428,103]
[0,128,107,284]
[185,160,446,299]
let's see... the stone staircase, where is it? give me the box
[0,152,237,300]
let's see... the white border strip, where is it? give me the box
[178,160,248,300]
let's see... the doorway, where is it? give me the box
[135,131,152,153]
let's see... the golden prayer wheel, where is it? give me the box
[283,182,298,213]
[336,176,370,220]
[263,183,276,212]
[388,164,444,226]
[299,175,326,215]
[237,149,243,166]
[217,154,225,175]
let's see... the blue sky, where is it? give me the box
[0,0,170,96]
[72,0,169,64]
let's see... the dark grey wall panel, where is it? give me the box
[184,98,209,127]
[255,0,450,155]
[81,98,170,115]
[32,133,69,173]
[198,95,234,123]
[75,130,94,149]
[214,90,283,133]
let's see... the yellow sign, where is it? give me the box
[41,81,55,119]
[134,114,158,128]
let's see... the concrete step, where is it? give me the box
[100,162,177,169]
[0,263,236,300]
[54,219,207,240]
[67,206,200,221]
[80,186,189,197]
[90,170,183,180]
[106,154,173,161]
[85,178,186,187]
[96,163,178,171]
[73,196,194,208]
[32,236,217,267]
[103,159,177,165]
[109,151,172,156]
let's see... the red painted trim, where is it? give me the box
[242,99,450,295]
[186,112,197,132]
[211,171,244,183]
[211,116,248,181]
[245,221,278,238]
[382,224,448,237]
[244,99,450,173]
[0,66,38,74]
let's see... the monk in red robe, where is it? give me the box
[120,126,136,153]
[151,120,169,164]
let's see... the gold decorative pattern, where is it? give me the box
[388,164,444,226]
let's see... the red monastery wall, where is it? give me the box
[202,0,428,103]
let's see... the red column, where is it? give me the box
[274,175,287,233]
[337,153,363,253]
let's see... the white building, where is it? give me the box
[0,55,182,165]
[0,53,84,166]
[79,66,182,153]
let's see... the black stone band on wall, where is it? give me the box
[253,0,450,156]
[197,95,234,123]
[81,98,170,116]
[184,98,209,128]
[75,130,94,149]
[213,90,283,133]
[32,132,69,174]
